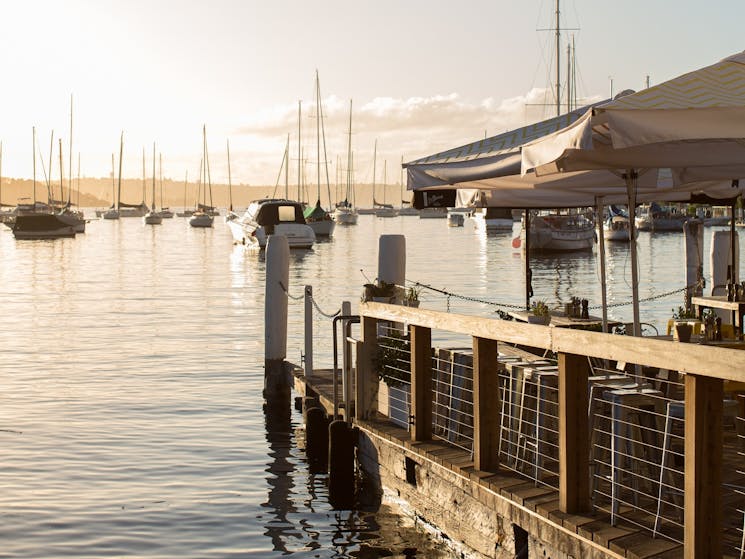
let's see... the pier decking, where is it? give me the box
[294,302,745,558]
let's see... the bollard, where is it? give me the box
[328,419,356,509]
[304,285,313,377]
[684,219,704,301]
[378,235,406,302]
[340,300,352,418]
[265,235,290,398]
[305,406,328,474]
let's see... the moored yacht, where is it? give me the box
[528,212,595,251]
[635,203,688,232]
[227,198,315,249]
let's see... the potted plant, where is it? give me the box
[403,285,421,307]
[374,330,411,388]
[362,280,396,303]
[528,300,551,325]
[671,305,697,342]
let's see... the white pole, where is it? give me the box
[304,285,314,377]
[265,235,290,396]
[341,300,352,420]
[684,219,704,302]
[711,230,739,296]
[378,234,406,302]
[596,199,608,332]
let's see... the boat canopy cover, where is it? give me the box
[119,201,148,209]
[257,202,306,225]
[303,201,327,220]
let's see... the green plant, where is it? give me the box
[404,285,420,303]
[672,305,697,320]
[362,280,396,301]
[530,300,550,317]
[374,330,411,388]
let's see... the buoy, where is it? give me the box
[328,420,356,509]
[305,406,328,473]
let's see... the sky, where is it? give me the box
[1,0,744,190]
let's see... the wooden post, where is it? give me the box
[684,374,723,558]
[411,324,432,442]
[355,315,378,420]
[558,352,590,513]
[473,336,499,472]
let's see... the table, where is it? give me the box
[692,295,745,338]
[508,310,621,331]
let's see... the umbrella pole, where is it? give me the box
[596,198,608,333]
[624,171,641,338]
[731,201,737,283]
[525,209,532,310]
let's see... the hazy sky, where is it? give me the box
[1,0,744,189]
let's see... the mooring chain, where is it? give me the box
[309,295,341,319]
[409,281,526,310]
[277,281,304,301]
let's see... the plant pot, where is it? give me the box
[402,299,420,308]
[527,314,551,326]
[674,323,693,343]
[372,296,394,303]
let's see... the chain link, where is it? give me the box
[410,279,699,313]
[309,295,341,319]
[278,281,304,301]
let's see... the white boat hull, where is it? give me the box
[529,215,595,251]
[333,207,358,224]
[375,207,398,218]
[447,213,464,227]
[227,219,315,249]
[189,213,214,228]
[308,219,335,237]
[418,207,447,219]
[144,212,163,225]
[472,215,513,231]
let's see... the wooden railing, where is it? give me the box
[354,302,745,559]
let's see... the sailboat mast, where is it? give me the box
[77,152,81,207]
[297,100,302,202]
[284,133,289,199]
[68,94,73,206]
[117,132,123,211]
[152,143,156,210]
[0,141,3,207]
[159,152,163,211]
[142,147,146,206]
[555,0,561,117]
[47,131,54,204]
[346,100,352,203]
[315,70,321,205]
[111,153,115,207]
[372,138,377,206]
[383,159,387,205]
[227,138,233,211]
[566,42,572,113]
[32,128,36,205]
[317,72,333,209]
[58,138,63,208]
[183,170,188,210]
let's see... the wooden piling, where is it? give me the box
[473,336,499,472]
[264,234,290,397]
[411,324,432,442]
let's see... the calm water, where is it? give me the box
[0,214,739,558]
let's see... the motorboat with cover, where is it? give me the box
[635,202,688,232]
[227,198,315,249]
[603,205,634,241]
[472,207,513,231]
[528,212,595,251]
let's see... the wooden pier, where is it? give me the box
[294,302,745,559]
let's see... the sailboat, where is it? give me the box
[56,138,86,233]
[12,127,75,239]
[189,126,214,228]
[144,144,162,224]
[375,157,397,217]
[333,99,358,225]
[302,71,335,237]
[398,155,419,216]
[0,141,15,224]
[224,139,238,224]
[103,134,123,220]
[57,98,86,233]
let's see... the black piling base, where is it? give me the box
[328,420,356,509]
[305,406,329,473]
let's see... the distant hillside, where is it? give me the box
[0,176,413,210]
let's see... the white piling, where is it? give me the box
[710,230,739,296]
[378,235,406,301]
[265,235,290,396]
[341,300,352,419]
[684,219,704,301]
[304,285,313,377]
